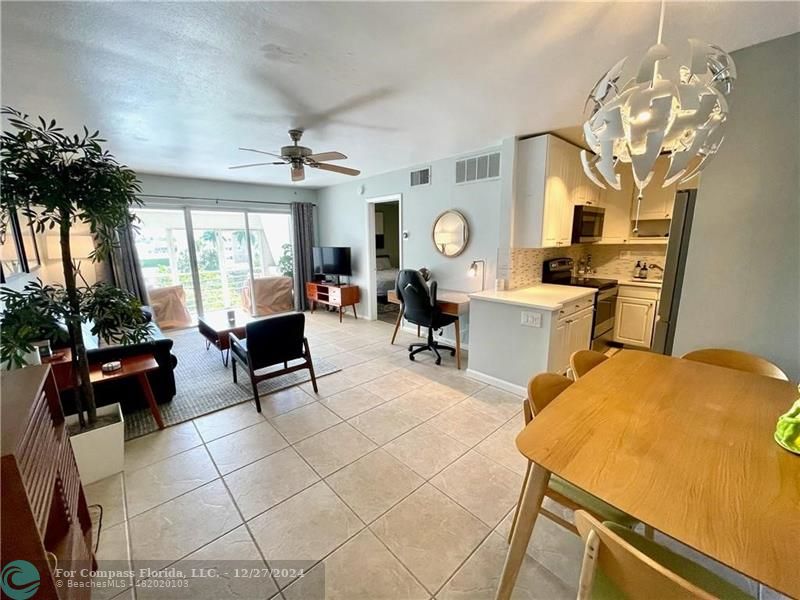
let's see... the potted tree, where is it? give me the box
[1,107,149,480]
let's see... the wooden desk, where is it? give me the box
[386,288,470,369]
[44,349,165,430]
[497,350,799,600]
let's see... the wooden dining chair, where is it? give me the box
[570,349,609,380]
[574,510,753,600]
[681,348,789,381]
[508,373,641,541]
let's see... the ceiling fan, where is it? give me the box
[229,129,361,182]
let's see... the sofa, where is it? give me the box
[57,307,178,415]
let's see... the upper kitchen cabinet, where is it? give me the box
[629,156,677,221]
[514,134,587,248]
[602,167,634,244]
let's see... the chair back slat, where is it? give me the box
[681,348,789,381]
[245,312,305,370]
[527,373,572,416]
[575,511,716,600]
[570,350,609,380]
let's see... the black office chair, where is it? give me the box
[230,312,318,412]
[396,269,458,366]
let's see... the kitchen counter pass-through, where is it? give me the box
[467,284,597,394]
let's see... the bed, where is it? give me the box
[376,255,399,297]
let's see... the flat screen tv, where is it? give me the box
[312,246,352,277]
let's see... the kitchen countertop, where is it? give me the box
[618,279,663,289]
[469,284,596,310]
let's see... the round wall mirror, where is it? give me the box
[432,210,469,257]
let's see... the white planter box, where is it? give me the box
[66,403,124,484]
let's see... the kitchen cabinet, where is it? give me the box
[630,157,677,221]
[601,168,634,244]
[569,146,603,208]
[613,285,660,348]
[514,134,587,248]
[551,305,594,375]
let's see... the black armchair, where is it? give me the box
[229,312,318,412]
[396,269,459,366]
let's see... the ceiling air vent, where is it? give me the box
[455,151,501,184]
[410,167,431,187]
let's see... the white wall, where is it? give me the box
[317,147,508,321]
[673,33,800,380]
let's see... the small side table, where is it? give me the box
[44,349,165,430]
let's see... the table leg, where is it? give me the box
[495,462,550,600]
[137,372,165,430]
[391,306,404,345]
[339,306,343,323]
[454,317,462,370]
[222,348,230,367]
[352,303,358,319]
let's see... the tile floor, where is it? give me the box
[84,311,761,600]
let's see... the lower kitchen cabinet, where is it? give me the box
[613,285,660,348]
[551,306,594,375]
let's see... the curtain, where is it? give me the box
[291,202,315,311]
[109,223,149,304]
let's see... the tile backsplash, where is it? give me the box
[508,244,667,289]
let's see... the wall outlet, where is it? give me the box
[521,311,542,328]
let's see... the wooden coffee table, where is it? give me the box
[198,309,258,366]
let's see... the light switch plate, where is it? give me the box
[521,311,542,328]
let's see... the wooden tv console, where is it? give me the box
[306,281,360,323]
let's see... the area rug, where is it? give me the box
[124,328,339,440]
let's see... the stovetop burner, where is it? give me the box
[564,277,618,290]
[541,257,618,290]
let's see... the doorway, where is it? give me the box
[364,194,402,321]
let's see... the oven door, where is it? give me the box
[593,287,617,338]
[572,206,605,243]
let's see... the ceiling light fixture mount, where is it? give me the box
[580,0,736,203]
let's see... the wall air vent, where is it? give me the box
[455,151,501,184]
[410,167,431,187]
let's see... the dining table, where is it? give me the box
[495,350,799,600]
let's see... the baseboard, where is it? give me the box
[465,368,526,397]
[400,324,470,351]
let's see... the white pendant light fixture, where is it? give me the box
[580,1,736,200]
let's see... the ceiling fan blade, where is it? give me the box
[307,151,347,162]
[313,163,361,177]
[238,147,286,160]
[228,162,285,170]
[291,165,305,182]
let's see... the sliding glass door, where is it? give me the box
[190,210,249,313]
[134,208,199,315]
[133,206,293,323]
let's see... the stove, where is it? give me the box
[542,258,618,345]
[561,276,618,290]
